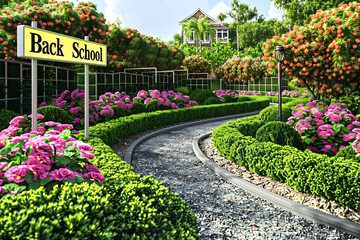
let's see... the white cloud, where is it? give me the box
[267,1,284,21]
[208,1,231,21]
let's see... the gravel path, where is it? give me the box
[130,118,359,240]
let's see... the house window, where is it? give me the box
[216,30,228,43]
[204,31,210,43]
[188,31,195,43]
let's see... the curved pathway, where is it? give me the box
[127,114,359,240]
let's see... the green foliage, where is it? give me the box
[255,121,305,150]
[258,105,293,122]
[191,89,217,105]
[0,109,18,130]
[336,145,360,163]
[189,89,202,100]
[273,0,354,26]
[204,97,222,105]
[212,115,360,212]
[0,182,118,239]
[175,86,190,95]
[89,98,270,146]
[222,95,237,103]
[237,96,252,102]
[37,106,73,124]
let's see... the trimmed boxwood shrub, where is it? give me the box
[204,97,222,105]
[222,95,237,103]
[191,89,217,105]
[212,109,360,212]
[237,96,252,102]
[258,105,293,122]
[175,86,190,95]
[37,106,73,124]
[255,121,305,150]
[0,109,18,130]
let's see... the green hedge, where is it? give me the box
[90,98,270,146]
[0,97,270,239]
[212,114,360,212]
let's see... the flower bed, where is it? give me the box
[212,101,360,213]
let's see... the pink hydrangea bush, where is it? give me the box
[214,90,239,102]
[287,102,360,155]
[0,114,104,198]
[133,89,197,110]
[40,89,134,127]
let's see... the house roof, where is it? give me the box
[179,8,220,25]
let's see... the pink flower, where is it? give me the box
[83,172,105,183]
[116,100,125,108]
[9,116,26,127]
[310,136,316,142]
[84,163,100,173]
[137,90,148,98]
[5,165,29,183]
[49,168,75,181]
[144,98,152,105]
[343,133,356,142]
[74,142,94,159]
[313,111,324,118]
[150,89,161,98]
[347,124,354,130]
[0,162,8,171]
[157,98,165,105]
[329,114,342,122]
[69,107,80,115]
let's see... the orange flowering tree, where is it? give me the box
[263,2,360,100]
[0,1,184,71]
[214,56,268,83]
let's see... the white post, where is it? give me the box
[84,36,90,138]
[31,21,38,131]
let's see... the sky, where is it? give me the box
[69,0,284,42]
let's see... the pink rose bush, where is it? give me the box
[287,102,360,155]
[0,114,104,198]
[133,89,197,111]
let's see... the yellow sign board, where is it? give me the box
[17,25,107,66]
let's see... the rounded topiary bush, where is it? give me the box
[192,89,217,105]
[237,96,252,102]
[258,105,292,122]
[175,86,190,95]
[0,109,18,130]
[222,95,237,103]
[204,97,222,105]
[336,145,360,163]
[38,106,73,124]
[255,121,305,150]
[189,89,202,100]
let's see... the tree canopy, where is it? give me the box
[273,0,356,26]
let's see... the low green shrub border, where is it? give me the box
[212,114,360,212]
[0,97,270,239]
[90,97,270,146]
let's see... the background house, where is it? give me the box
[179,8,229,46]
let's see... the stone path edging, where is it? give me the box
[123,111,360,238]
[193,133,360,238]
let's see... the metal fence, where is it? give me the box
[0,59,77,114]
[221,77,288,93]
[1,59,287,114]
